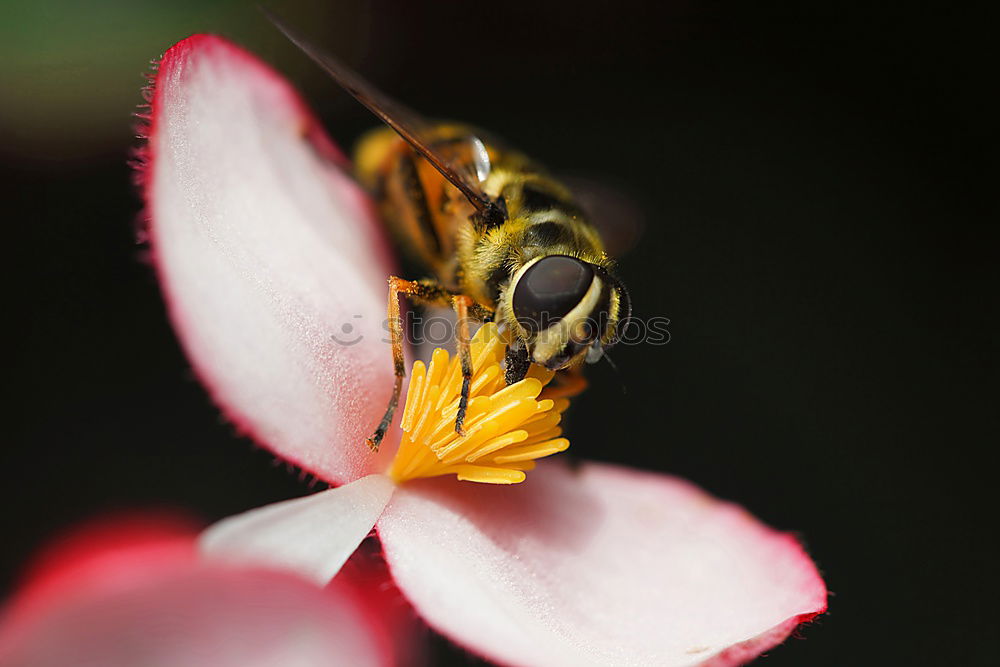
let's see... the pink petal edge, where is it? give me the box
[142,35,398,485]
[376,460,827,667]
[0,517,399,667]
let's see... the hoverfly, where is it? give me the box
[268,13,632,451]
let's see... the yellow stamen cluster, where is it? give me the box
[388,323,570,485]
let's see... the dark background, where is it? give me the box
[4,1,995,664]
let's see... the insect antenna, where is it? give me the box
[602,352,628,395]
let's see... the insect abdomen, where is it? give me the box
[355,127,453,273]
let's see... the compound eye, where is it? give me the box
[512,255,594,334]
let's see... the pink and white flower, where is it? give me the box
[0,516,416,666]
[138,34,827,666]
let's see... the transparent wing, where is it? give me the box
[560,175,645,257]
[264,9,503,224]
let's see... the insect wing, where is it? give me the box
[264,9,496,216]
[560,175,645,258]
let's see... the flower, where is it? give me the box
[139,35,827,666]
[0,516,417,666]
[388,323,570,485]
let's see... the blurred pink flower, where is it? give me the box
[0,515,416,666]
[138,35,827,666]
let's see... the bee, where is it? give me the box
[269,14,632,450]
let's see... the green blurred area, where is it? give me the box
[0,0,363,162]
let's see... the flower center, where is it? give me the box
[387,323,570,484]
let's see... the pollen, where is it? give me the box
[387,323,570,485]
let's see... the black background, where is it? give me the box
[4,1,996,665]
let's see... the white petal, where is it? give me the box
[201,474,395,586]
[377,460,826,666]
[145,35,398,485]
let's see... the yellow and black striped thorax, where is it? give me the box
[354,123,609,308]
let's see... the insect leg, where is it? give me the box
[504,340,530,385]
[366,276,452,451]
[452,295,475,436]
